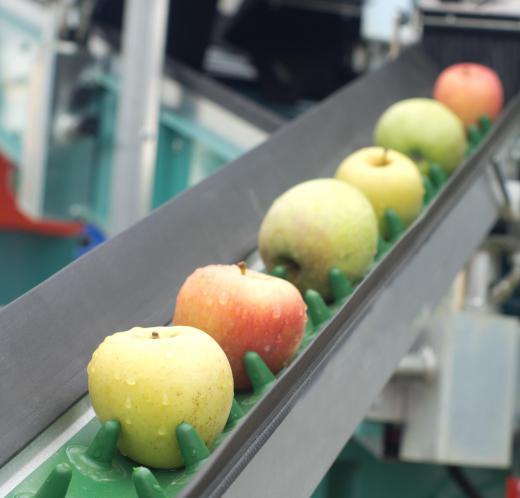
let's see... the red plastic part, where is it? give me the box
[507,476,520,498]
[0,154,83,237]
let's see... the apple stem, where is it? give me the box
[237,261,247,276]
[151,331,159,339]
[381,147,389,166]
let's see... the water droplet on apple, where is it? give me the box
[157,426,167,436]
[272,305,281,319]
[264,345,272,352]
[162,393,170,406]
[125,396,132,409]
[218,291,229,305]
[126,376,136,386]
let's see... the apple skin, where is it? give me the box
[335,147,424,234]
[434,63,503,127]
[173,264,307,390]
[258,178,378,301]
[87,326,233,469]
[374,98,467,175]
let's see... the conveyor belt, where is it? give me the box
[0,46,518,497]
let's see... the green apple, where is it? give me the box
[87,326,233,469]
[335,146,424,234]
[258,178,378,300]
[374,98,467,175]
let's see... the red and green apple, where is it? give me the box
[173,263,307,390]
[258,178,378,300]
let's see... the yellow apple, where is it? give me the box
[87,326,233,469]
[335,147,424,234]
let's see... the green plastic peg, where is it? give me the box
[305,289,332,329]
[244,351,276,395]
[464,145,475,158]
[271,265,288,279]
[225,398,244,430]
[376,237,390,260]
[422,175,435,205]
[479,114,492,135]
[384,209,406,244]
[176,422,210,472]
[34,463,72,498]
[85,419,121,468]
[429,163,447,189]
[468,123,481,147]
[329,268,353,302]
[132,467,166,498]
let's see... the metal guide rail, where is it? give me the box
[0,47,518,497]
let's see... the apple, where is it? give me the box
[374,98,467,175]
[173,263,307,390]
[258,178,378,301]
[87,326,233,469]
[335,146,424,234]
[433,63,503,128]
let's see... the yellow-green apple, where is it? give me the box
[87,326,233,469]
[434,63,503,127]
[258,178,378,301]
[335,146,424,234]
[173,263,307,390]
[374,98,467,175]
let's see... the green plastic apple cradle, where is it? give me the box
[7,118,490,498]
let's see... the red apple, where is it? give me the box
[173,263,307,390]
[433,63,504,127]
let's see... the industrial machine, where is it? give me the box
[0,0,282,303]
[1,1,520,498]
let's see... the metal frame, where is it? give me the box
[108,0,170,235]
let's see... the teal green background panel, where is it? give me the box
[312,439,506,498]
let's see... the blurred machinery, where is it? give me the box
[420,0,520,101]
[0,0,282,303]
